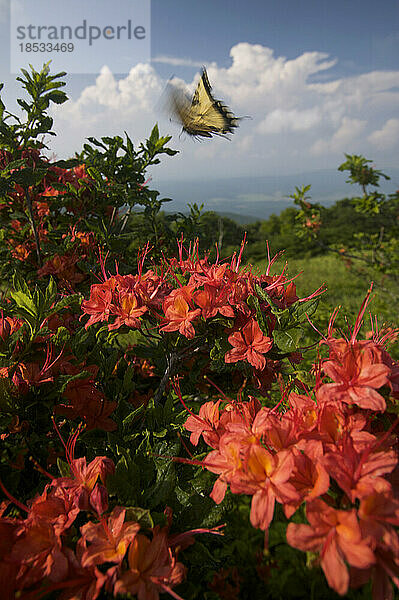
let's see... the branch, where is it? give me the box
[153,343,205,405]
[25,186,42,267]
[153,352,178,405]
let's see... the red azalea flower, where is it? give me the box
[225,318,272,370]
[81,282,115,328]
[194,283,235,320]
[108,291,147,330]
[318,340,390,411]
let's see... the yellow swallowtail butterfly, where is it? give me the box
[167,68,240,139]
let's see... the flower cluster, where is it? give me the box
[182,293,399,599]
[0,427,220,600]
[0,296,117,433]
[0,147,98,288]
[81,240,323,392]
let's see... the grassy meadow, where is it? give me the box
[255,251,399,358]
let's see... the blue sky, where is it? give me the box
[152,0,399,76]
[0,0,398,188]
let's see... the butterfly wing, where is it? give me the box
[187,69,239,137]
[167,69,239,139]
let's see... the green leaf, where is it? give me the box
[124,506,154,529]
[149,124,159,145]
[108,454,141,505]
[273,327,303,352]
[10,290,37,317]
[145,457,176,508]
[44,276,57,307]
[45,89,67,104]
[86,166,103,184]
[1,159,26,174]
[51,326,71,347]
[48,293,81,317]
[247,294,268,336]
[51,158,80,169]
[292,297,319,321]
[123,405,146,430]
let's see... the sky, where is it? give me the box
[0,0,399,187]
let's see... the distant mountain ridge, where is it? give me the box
[155,168,399,222]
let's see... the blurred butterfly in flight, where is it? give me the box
[167,68,241,139]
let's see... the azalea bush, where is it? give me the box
[0,64,399,600]
[180,288,399,598]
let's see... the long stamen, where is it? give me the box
[350,283,373,344]
[0,477,28,513]
[203,375,230,400]
[172,378,205,423]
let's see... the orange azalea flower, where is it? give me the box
[53,455,115,512]
[0,315,22,341]
[194,283,235,320]
[27,486,80,534]
[160,287,201,339]
[318,340,390,411]
[108,291,147,330]
[42,185,62,198]
[134,358,156,378]
[209,567,241,600]
[359,488,399,538]
[35,200,50,218]
[225,318,273,371]
[350,527,399,600]
[81,282,114,328]
[56,370,117,431]
[129,388,153,409]
[114,529,186,600]
[11,520,69,589]
[38,253,85,286]
[204,435,244,504]
[287,499,375,596]
[0,517,20,600]
[184,399,222,448]
[11,243,30,261]
[234,445,298,532]
[81,507,140,567]
[56,543,107,600]
[10,219,22,231]
[321,434,397,503]
[284,442,330,518]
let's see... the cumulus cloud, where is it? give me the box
[311,117,367,155]
[368,118,399,150]
[49,42,399,179]
[52,63,163,147]
[259,108,321,134]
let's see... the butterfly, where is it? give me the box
[167,68,240,139]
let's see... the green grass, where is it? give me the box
[254,252,399,357]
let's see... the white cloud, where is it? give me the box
[259,108,321,134]
[368,118,399,150]
[311,117,367,155]
[49,42,399,179]
[152,55,203,68]
[52,63,163,145]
